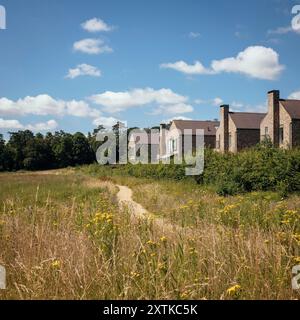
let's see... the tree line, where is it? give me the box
[0,122,158,172]
[0,128,104,172]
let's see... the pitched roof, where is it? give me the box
[229,112,266,129]
[172,120,219,136]
[280,100,300,119]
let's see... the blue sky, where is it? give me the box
[0,0,300,135]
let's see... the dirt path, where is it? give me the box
[116,185,148,219]
[116,184,185,234]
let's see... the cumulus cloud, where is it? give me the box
[211,46,284,80]
[89,88,192,115]
[66,64,101,79]
[92,116,121,128]
[73,38,113,55]
[81,18,114,33]
[288,90,300,99]
[0,95,101,118]
[0,118,58,132]
[160,61,212,75]
[161,46,285,80]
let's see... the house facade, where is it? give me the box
[260,90,300,148]
[159,120,219,159]
[216,105,265,153]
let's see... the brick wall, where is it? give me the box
[292,119,300,147]
[236,129,261,151]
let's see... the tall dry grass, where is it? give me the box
[0,171,299,299]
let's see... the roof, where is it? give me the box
[172,120,219,136]
[280,99,300,119]
[129,131,160,145]
[229,112,266,129]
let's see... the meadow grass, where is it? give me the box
[0,169,299,300]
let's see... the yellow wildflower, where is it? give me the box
[226,284,241,295]
[51,260,61,270]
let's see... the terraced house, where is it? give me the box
[216,105,265,153]
[260,90,300,148]
[159,120,219,159]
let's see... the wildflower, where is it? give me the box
[160,236,167,243]
[146,240,156,246]
[294,257,300,264]
[51,260,61,270]
[226,284,241,295]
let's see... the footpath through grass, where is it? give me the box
[0,168,299,299]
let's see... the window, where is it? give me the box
[279,127,284,145]
[169,138,178,153]
[229,134,232,148]
[173,139,178,152]
[265,127,269,136]
[216,135,220,149]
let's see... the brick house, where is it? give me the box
[159,120,219,159]
[260,90,300,148]
[216,105,265,153]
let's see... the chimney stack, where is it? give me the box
[268,90,280,147]
[159,123,167,159]
[220,105,229,152]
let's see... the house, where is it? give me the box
[128,130,160,163]
[216,105,266,153]
[260,90,300,148]
[159,120,219,159]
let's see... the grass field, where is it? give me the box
[0,168,299,300]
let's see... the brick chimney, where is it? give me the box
[268,90,280,147]
[159,123,167,159]
[220,105,229,152]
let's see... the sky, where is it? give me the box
[0,0,300,136]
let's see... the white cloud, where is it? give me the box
[66,100,101,118]
[26,120,58,132]
[152,103,193,115]
[230,101,267,113]
[161,46,285,80]
[212,97,223,106]
[89,88,189,114]
[81,18,113,33]
[267,26,300,35]
[92,116,121,129]
[73,38,113,55]
[188,32,201,39]
[0,119,23,129]
[194,97,223,106]
[66,64,101,79]
[163,116,192,123]
[0,95,101,118]
[160,61,213,75]
[0,118,58,132]
[210,46,284,80]
[288,90,300,99]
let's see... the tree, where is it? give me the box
[72,132,94,165]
